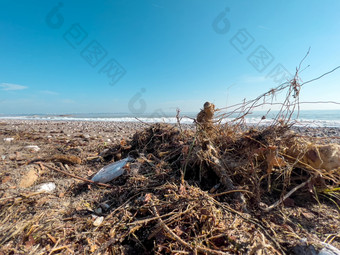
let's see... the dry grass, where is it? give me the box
[1,61,340,254]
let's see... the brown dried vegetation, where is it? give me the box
[1,65,340,254]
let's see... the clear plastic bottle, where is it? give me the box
[91,157,132,183]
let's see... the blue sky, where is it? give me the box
[1,0,340,115]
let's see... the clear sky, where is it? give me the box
[1,0,340,115]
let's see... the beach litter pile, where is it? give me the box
[0,72,340,254]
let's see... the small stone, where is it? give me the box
[115,153,122,160]
[1,175,11,184]
[8,154,16,160]
[16,154,25,161]
[94,207,102,214]
[100,202,110,210]
[19,167,39,188]
[3,138,14,143]
[99,148,110,157]
[24,145,40,152]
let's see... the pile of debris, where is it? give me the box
[88,102,339,254]
[1,72,339,254]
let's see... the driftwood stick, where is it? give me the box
[264,177,312,212]
[209,154,236,191]
[206,144,248,212]
[35,162,113,188]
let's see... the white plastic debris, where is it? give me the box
[37,182,56,192]
[93,216,104,226]
[24,145,40,152]
[319,243,340,255]
[3,138,14,143]
[91,157,132,183]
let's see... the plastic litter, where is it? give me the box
[319,243,340,255]
[91,157,132,183]
[37,182,56,192]
[3,138,14,143]
[93,216,104,226]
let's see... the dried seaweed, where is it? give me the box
[1,63,340,254]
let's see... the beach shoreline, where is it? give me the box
[1,119,339,253]
[1,119,340,138]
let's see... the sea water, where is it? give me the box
[1,110,340,128]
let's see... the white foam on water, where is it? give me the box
[1,114,340,127]
[0,115,195,124]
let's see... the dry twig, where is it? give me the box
[35,162,113,188]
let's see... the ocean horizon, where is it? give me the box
[1,110,340,128]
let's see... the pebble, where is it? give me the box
[24,145,40,152]
[100,202,110,210]
[94,207,102,214]
[93,216,104,226]
[8,154,16,160]
[99,149,110,158]
[3,138,14,143]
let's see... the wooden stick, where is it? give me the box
[35,162,113,188]
[211,189,251,197]
[264,177,312,212]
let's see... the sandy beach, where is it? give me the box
[1,119,339,254]
[1,119,340,177]
[0,120,149,199]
